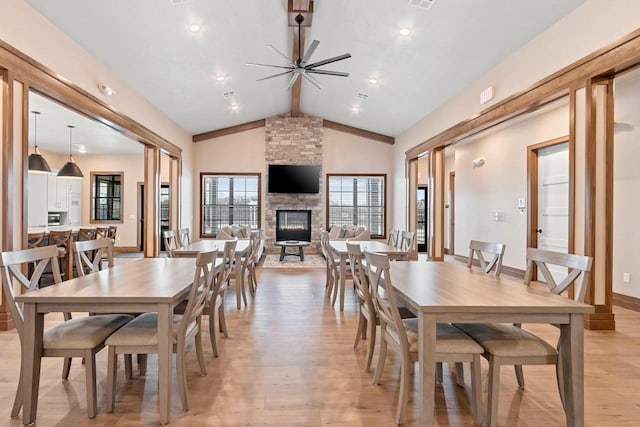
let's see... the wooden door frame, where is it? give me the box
[527,134,574,253]
[448,171,455,255]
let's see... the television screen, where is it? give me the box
[268,164,320,194]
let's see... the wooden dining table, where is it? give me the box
[171,239,251,309]
[329,239,407,311]
[15,257,200,425]
[388,261,594,427]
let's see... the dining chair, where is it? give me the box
[106,249,218,413]
[77,228,97,242]
[455,248,593,427]
[468,240,506,276]
[47,229,72,278]
[365,250,484,425]
[162,230,181,257]
[74,238,114,276]
[387,229,400,248]
[319,230,337,296]
[179,227,191,248]
[27,231,46,249]
[0,245,133,419]
[247,229,263,295]
[210,239,237,356]
[398,231,416,253]
[95,226,109,239]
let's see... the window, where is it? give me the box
[327,174,386,238]
[91,172,122,222]
[201,173,261,237]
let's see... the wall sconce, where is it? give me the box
[472,157,485,168]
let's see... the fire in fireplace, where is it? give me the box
[276,210,312,242]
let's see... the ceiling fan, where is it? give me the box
[247,14,351,90]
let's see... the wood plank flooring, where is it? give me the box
[1,267,639,426]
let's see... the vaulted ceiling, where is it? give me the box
[25,0,586,140]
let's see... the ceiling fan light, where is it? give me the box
[58,157,84,179]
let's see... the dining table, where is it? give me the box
[171,239,251,309]
[388,260,594,427]
[15,257,203,425]
[329,239,408,311]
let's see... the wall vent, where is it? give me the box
[408,0,434,9]
[223,90,236,99]
[356,92,369,100]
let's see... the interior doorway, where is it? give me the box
[138,183,170,252]
[417,186,428,252]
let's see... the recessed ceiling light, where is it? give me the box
[351,106,360,113]
[188,23,201,33]
[399,28,411,36]
[368,77,378,84]
[231,104,239,111]
[216,75,225,82]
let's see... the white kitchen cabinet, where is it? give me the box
[28,172,49,227]
[68,194,81,226]
[47,175,70,212]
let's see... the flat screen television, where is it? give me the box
[268,164,320,194]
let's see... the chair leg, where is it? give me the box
[435,362,443,384]
[84,351,97,419]
[396,352,411,425]
[62,357,72,380]
[219,303,228,338]
[106,347,117,413]
[514,365,525,389]
[470,355,484,425]
[331,270,339,307]
[455,362,465,387]
[487,356,501,427]
[353,311,365,350]
[195,322,207,375]
[176,340,189,412]
[365,316,376,374]
[11,364,23,418]
[373,329,388,385]
[208,303,218,357]
[250,265,259,293]
[124,354,133,380]
[240,267,249,306]
[137,354,147,376]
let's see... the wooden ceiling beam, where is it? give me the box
[192,119,266,142]
[323,120,395,144]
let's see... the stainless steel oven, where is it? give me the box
[47,213,61,226]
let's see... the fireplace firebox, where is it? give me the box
[276,210,312,242]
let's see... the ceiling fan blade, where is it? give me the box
[286,73,300,90]
[306,69,350,77]
[302,73,323,90]
[305,53,351,70]
[266,44,295,66]
[256,70,293,81]
[300,40,320,67]
[246,62,294,70]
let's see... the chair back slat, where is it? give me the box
[74,238,113,276]
[346,242,369,302]
[95,227,109,239]
[524,248,593,302]
[217,239,238,288]
[388,229,400,248]
[399,231,415,252]
[77,228,96,242]
[28,232,46,248]
[364,250,408,352]
[321,230,338,270]
[250,229,263,263]
[0,245,62,336]
[179,228,190,248]
[468,240,506,277]
[179,250,217,335]
[162,230,180,257]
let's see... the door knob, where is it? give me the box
[535,229,543,234]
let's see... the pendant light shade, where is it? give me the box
[58,125,84,179]
[28,111,52,174]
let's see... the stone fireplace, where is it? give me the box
[275,210,312,242]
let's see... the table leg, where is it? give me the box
[300,246,304,261]
[418,313,436,427]
[339,255,346,312]
[157,304,172,425]
[559,313,585,427]
[280,246,285,261]
[22,303,44,425]
[235,253,242,309]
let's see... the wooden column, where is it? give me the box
[144,145,160,258]
[406,158,418,259]
[428,148,445,261]
[582,78,615,330]
[169,156,181,232]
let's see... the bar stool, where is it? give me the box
[48,230,72,281]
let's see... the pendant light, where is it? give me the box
[28,111,52,173]
[57,125,84,179]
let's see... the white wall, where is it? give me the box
[392,0,640,232]
[613,69,640,298]
[450,101,569,270]
[192,125,394,239]
[0,0,194,233]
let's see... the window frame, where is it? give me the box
[200,172,262,238]
[90,171,123,224]
[326,173,387,239]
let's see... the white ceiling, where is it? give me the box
[25,0,586,138]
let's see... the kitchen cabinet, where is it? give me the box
[28,173,49,227]
[47,174,69,212]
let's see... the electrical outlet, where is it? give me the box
[623,273,631,283]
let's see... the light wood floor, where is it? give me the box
[1,267,639,426]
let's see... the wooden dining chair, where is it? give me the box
[162,230,180,257]
[320,230,337,296]
[27,231,46,248]
[398,231,416,253]
[210,239,237,356]
[468,240,506,276]
[246,229,263,295]
[179,227,191,248]
[365,250,484,425]
[95,226,109,239]
[77,228,97,242]
[387,229,400,248]
[0,245,133,419]
[74,238,114,276]
[46,229,73,281]
[455,248,593,427]
[106,250,218,413]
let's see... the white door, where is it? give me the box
[537,142,569,281]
